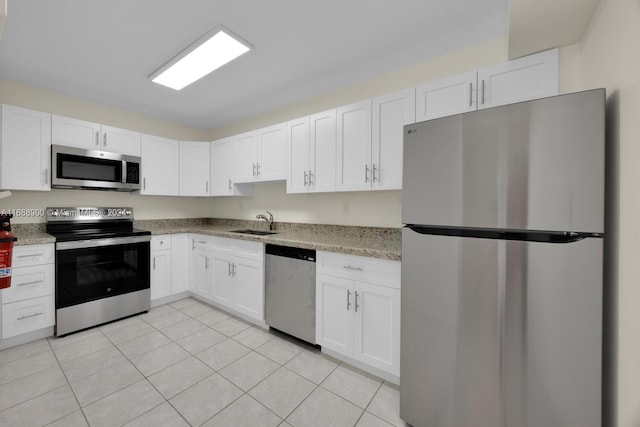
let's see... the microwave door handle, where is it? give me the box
[122,160,127,184]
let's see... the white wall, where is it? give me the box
[578,1,640,425]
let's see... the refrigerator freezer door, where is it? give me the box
[400,228,602,427]
[402,89,605,233]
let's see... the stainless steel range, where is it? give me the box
[46,207,151,336]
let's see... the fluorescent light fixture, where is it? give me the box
[151,25,251,91]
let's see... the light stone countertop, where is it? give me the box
[9,219,402,260]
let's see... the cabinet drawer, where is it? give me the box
[234,239,263,260]
[191,235,212,251]
[2,295,55,338]
[209,236,234,255]
[151,235,172,251]
[2,264,54,303]
[317,251,400,289]
[12,244,54,267]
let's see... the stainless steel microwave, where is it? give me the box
[51,145,141,191]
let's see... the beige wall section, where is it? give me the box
[0,80,209,141]
[558,43,582,94]
[3,190,210,224]
[210,182,401,228]
[579,0,640,426]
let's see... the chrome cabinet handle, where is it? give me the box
[17,280,43,287]
[231,263,236,277]
[257,163,260,176]
[153,256,156,270]
[372,164,377,182]
[343,265,363,272]
[95,131,100,146]
[103,132,107,146]
[228,178,232,191]
[18,312,43,321]
[481,80,485,105]
[192,239,195,250]
[365,164,369,183]
[308,170,313,185]
[228,261,232,276]
[347,289,351,311]
[205,181,209,193]
[252,163,257,176]
[205,257,210,269]
[469,82,473,107]
[143,177,146,190]
[17,254,42,259]
[355,291,360,312]
[303,171,308,186]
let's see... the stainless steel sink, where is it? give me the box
[229,229,278,236]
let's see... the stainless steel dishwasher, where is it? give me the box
[265,244,316,344]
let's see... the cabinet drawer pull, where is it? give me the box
[17,254,43,259]
[343,265,363,272]
[18,312,43,321]
[355,291,360,312]
[347,289,351,311]
[16,280,43,287]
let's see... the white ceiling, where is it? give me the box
[0,0,507,130]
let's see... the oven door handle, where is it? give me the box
[56,235,151,250]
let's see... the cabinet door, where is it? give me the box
[478,48,558,109]
[353,282,400,376]
[192,249,213,299]
[211,253,234,308]
[257,123,286,181]
[372,88,415,190]
[179,141,210,196]
[416,71,477,121]
[51,114,101,150]
[233,130,258,183]
[102,125,141,156]
[211,138,234,196]
[336,100,372,192]
[309,109,336,193]
[171,234,189,294]
[141,134,179,196]
[286,116,310,194]
[151,250,172,301]
[233,257,264,321]
[1,105,51,191]
[316,274,354,357]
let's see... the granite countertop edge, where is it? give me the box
[10,221,402,261]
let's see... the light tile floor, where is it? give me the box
[0,297,408,427]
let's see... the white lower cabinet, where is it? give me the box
[1,244,55,339]
[151,234,190,301]
[316,251,400,377]
[171,234,189,294]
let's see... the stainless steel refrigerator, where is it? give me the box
[400,89,604,427]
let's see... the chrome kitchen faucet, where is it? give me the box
[256,211,274,230]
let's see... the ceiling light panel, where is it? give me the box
[151,26,252,91]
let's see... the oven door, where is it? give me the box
[55,235,150,309]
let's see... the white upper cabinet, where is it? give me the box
[233,130,258,183]
[52,115,141,156]
[286,110,336,194]
[372,88,415,190]
[140,134,179,196]
[257,123,286,181]
[336,100,372,192]
[179,141,210,196]
[1,105,51,191]
[309,109,337,193]
[416,71,477,122]
[415,49,558,121]
[210,138,253,196]
[477,48,558,109]
[286,116,311,194]
[233,124,286,184]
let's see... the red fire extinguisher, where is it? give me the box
[0,214,17,289]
